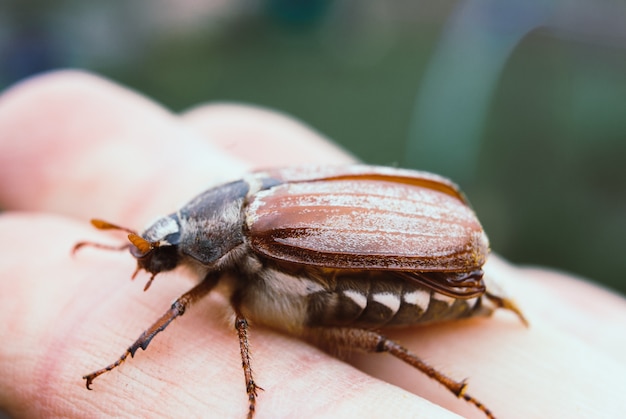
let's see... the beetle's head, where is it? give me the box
[76,216,182,291]
[128,214,182,290]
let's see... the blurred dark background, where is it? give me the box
[1,0,625,295]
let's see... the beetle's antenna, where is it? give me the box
[128,233,155,255]
[90,219,138,235]
[72,219,136,255]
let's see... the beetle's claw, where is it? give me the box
[83,375,94,390]
[485,292,529,327]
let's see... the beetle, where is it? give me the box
[74,164,526,419]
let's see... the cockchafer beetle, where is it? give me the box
[74,164,526,419]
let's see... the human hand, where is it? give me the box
[1,71,624,418]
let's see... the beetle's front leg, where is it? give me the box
[305,327,496,419]
[83,272,220,389]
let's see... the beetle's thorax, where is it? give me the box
[173,179,251,267]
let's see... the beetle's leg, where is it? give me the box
[484,292,528,327]
[72,241,129,254]
[231,296,263,419]
[83,272,219,389]
[73,219,138,254]
[305,327,495,419]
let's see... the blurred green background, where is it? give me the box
[2,0,625,295]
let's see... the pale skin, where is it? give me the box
[0,71,625,419]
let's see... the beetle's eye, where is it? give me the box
[164,231,181,245]
[129,244,149,259]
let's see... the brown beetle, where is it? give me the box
[75,165,525,419]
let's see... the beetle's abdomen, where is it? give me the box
[305,271,486,329]
[238,257,493,333]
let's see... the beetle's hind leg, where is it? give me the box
[83,273,219,389]
[484,292,528,327]
[304,327,496,419]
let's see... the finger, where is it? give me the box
[512,265,626,360]
[0,70,246,224]
[0,213,456,418]
[181,103,356,168]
